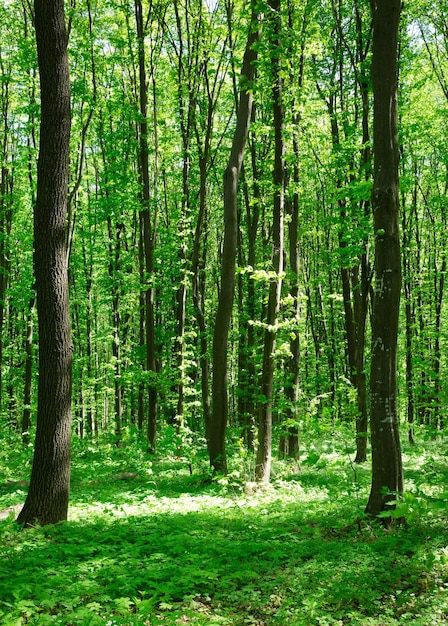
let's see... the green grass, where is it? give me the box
[0,427,447,625]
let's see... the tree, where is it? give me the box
[279,0,310,461]
[365,0,403,521]
[255,0,286,483]
[134,0,158,451]
[17,0,72,526]
[209,6,260,473]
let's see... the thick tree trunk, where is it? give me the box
[209,8,259,472]
[365,0,403,522]
[17,0,72,527]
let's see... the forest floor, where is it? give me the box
[0,426,447,625]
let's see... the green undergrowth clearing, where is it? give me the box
[0,428,447,625]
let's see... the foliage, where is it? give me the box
[1,431,447,625]
[1,0,448,617]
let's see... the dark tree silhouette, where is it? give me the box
[209,7,260,473]
[17,0,72,527]
[365,0,403,521]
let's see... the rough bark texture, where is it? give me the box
[210,9,259,473]
[365,0,403,521]
[17,0,72,527]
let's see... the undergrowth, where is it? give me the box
[0,426,447,625]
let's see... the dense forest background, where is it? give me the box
[1,1,448,625]
[0,0,447,479]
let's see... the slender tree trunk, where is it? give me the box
[0,18,10,417]
[17,0,72,527]
[172,2,197,434]
[82,237,95,435]
[432,225,445,430]
[209,7,259,472]
[135,0,158,452]
[228,0,259,450]
[192,152,211,442]
[256,0,285,483]
[352,0,371,463]
[352,259,369,462]
[401,191,415,444]
[237,130,261,451]
[0,138,13,415]
[191,36,229,443]
[409,176,428,426]
[107,218,123,442]
[280,1,309,459]
[22,297,35,444]
[365,0,403,522]
[283,153,300,460]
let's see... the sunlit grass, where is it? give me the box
[0,427,447,625]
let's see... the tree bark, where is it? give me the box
[21,297,35,444]
[192,128,212,443]
[279,1,309,460]
[365,0,403,521]
[107,217,123,442]
[209,7,259,472]
[352,0,372,463]
[135,0,158,452]
[0,86,13,415]
[255,0,285,483]
[17,0,72,527]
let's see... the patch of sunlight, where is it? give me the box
[68,478,322,523]
[417,482,446,497]
[402,452,428,468]
[69,492,233,521]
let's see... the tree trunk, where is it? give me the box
[17,0,72,527]
[135,0,158,452]
[21,297,35,444]
[0,137,13,415]
[280,2,308,460]
[352,0,372,463]
[192,151,211,443]
[255,0,285,483]
[82,238,95,435]
[401,190,415,444]
[209,7,259,472]
[365,0,403,522]
[107,218,123,442]
[282,156,300,460]
[237,131,261,451]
